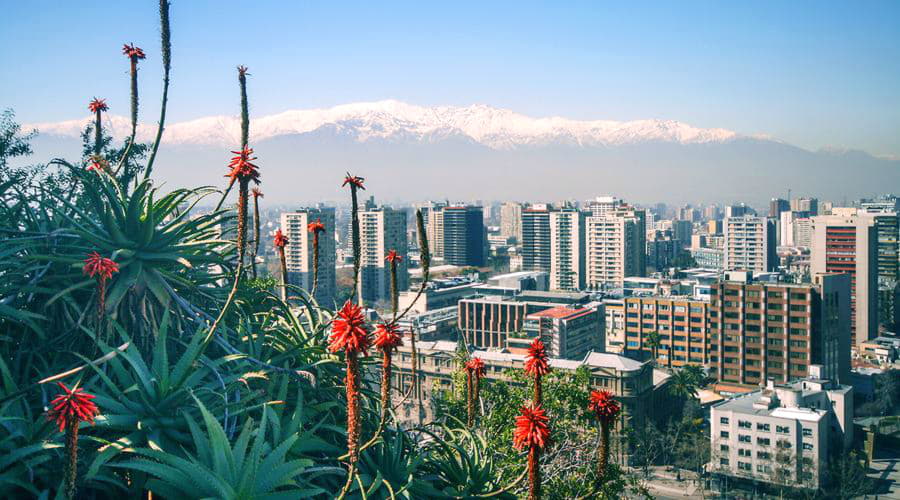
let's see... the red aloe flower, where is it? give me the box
[307,218,325,234]
[513,403,551,451]
[251,187,263,199]
[47,382,99,432]
[122,43,146,59]
[373,322,403,351]
[47,382,100,500]
[237,65,250,77]
[466,357,486,378]
[342,173,365,190]
[589,389,621,486]
[385,249,403,264]
[225,148,261,185]
[83,252,118,282]
[86,156,109,173]
[524,338,551,378]
[329,301,370,355]
[273,229,289,248]
[331,301,370,466]
[588,389,621,420]
[88,98,108,113]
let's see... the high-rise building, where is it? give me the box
[726,204,754,218]
[673,220,693,248]
[810,212,878,345]
[778,211,811,247]
[549,208,587,290]
[624,295,711,368]
[723,216,776,272]
[586,196,622,217]
[709,273,851,386]
[499,202,523,244]
[769,198,790,218]
[442,206,485,267]
[791,197,819,216]
[358,207,408,304]
[521,204,551,273]
[586,205,647,288]
[857,202,899,284]
[280,207,337,306]
[417,202,446,258]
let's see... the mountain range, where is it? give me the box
[24,100,899,205]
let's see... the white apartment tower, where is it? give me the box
[723,216,775,272]
[280,207,336,306]
[585,205,646,289]
[549,208,587,291]
[358,207,409,305]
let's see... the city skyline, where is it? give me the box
[3,1,899,157]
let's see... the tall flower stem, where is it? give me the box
[346,351,360,464]
[250,189,262,278]
[389,257,398,317]
[598,419,611,484]
[64,419,79,499]
[588,390,621,487]
[466,369,474,428]
[527,445,540,500]
[144,0,171,180]
[91,105,104,155]
[312,229,321,295]
[274,229,289,301]
[380,349,392,423]
[236,178,250,270]
[349,184,362,305]
[513,404,550,500]
[215,66,251,212]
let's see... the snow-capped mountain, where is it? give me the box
[28,100,737,150]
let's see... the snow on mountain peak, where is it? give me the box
[27,100,738,149]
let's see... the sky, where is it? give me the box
[2,1,899,157]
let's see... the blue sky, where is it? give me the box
[2,1,899,156]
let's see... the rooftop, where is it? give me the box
[527,305,592,320]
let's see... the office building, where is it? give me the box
[549,208,587,290]
[791,197,819,216]
[723,216,776,272]
[521,204,552,273]
[280,207,337,305]
[586,196,622,217]
[522,305,604,360]
[769,198,790,219]
[358,207,408,304]
[710,369,853,491]
[416,202,446,259]
[442,205,485,267]
[708,273,851,386]
[810,213,878,345]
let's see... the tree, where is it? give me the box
[0,109,35,171]
[827,451,873,499]
[876,370,899,416]
[644,330,661,362]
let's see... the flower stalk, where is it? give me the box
[465,357,485,428]
[385,249,402,318]
[524,338,550,406]
[513,404,550,500]
[87,98,108,155]
[273,229,289,300]
[226,148,260,274]
[342,173,365,305]
[250,188,263,278]
[46,382,99,500]
[374,322,402,424]
[82,252,119,326]
[307,218,325,297]
[144,0,172,179]
[588,390,621,486]
[329,301,370,466]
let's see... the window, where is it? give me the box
[720,444,730,452]
[803,443,814,451]
[757,464,772,474]
[756,423,770,431]
[738,462,752,472]
[768,292,783,299]
[802,428,812,437]
[738,449,751,457]
[757,437,770,446]
[790,292,807,300]
[738,435,751,443]
[738,421,752,429]
[720,458,730,466]
[720,431,730,438]
[777,440,792,449]
[776,425,790,434]
[757,451,771,460]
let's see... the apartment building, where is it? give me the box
[710,368,853,491]
[604,299,626,353]
[521,205,551,273]
[549,208,587,290]
[415,201,446,259]
[723,216,776,272]
[279,207,336,306]
[442,205,485,267]
[810,212,878,345]
[585,205,647,288]
[708,273,851,387]
[623,295,712,368]
[358,207,408,304]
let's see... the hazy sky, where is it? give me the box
[3,1,899,156]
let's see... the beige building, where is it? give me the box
[810,212,878,345]
[586,205,647,289]
[358,207,408,304]
[624,295,712,369]
[499,201,523,243]
[723,216,775,272]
